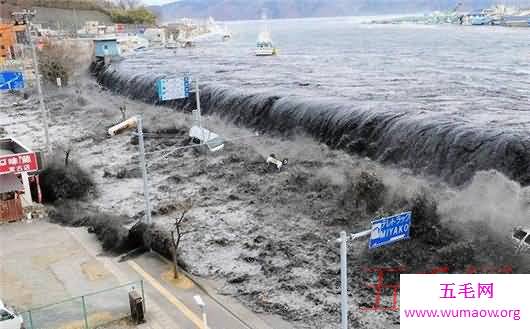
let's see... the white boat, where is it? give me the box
[255,31,277,56]
[255,13,277,56]
[222,25,232,41]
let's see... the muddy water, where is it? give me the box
[99,17,530,186]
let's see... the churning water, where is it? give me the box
[95,17,530,186]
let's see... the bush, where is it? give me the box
[110,7,156,24]
[437,242,475,272]
[342,171,386,213]
[38,42,72,86]
[49,202,136,253]
[40,157,94,202]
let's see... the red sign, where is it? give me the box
[116,24,125,33]
[0,152,38,174]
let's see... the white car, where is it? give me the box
[0,300,24,329]
[512,227,530,253]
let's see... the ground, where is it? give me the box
[1,78,528,329]
[0,219,287,329]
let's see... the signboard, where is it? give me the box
[115,23,125,33]
[0,152,39,174]
[0,71,24,90]
[156,76,191,101]
[369,211,411,249]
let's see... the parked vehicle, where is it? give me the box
[0,299,24,329]
[511,227,530,253]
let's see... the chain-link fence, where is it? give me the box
[18,280,144,329]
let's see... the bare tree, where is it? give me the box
[64,147,71,167]
[119,104,127,121]
[63,141,73,168]
[170,200,193,279]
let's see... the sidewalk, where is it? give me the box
[69,223,288,329]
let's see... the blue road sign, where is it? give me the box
[369,211,412,249]
[0,71,24,90]
[156,76,191,101]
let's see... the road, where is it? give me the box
[0,220,289,329]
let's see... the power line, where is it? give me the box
[145,132,260,168]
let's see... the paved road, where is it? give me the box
[0,220,288,329]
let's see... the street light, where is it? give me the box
[107,115,152,226]
[193,295,208,329]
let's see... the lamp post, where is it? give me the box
[107,115,152,226]
[136,115,152,226]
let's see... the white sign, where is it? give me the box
[156,76,191,101]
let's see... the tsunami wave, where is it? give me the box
[93,63,530,187]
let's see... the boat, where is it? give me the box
[463,11,493,25]
[255,31,277,56]
[255,13,277,56]
[222,25,232,41]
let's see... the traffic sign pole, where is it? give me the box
[339,229,371,329]
[338,212,411,328]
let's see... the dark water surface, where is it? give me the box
[98,17,530,185]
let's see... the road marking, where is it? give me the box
[127,260,205,329]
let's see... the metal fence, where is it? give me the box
[18,280,144,329]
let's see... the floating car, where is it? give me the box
[0,299,24,329]
[189,126,225,152]
[511,227,530,253]
[266,154,288,171]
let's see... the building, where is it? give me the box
[0,23,16,61]
[143,28,167,45]
[93,37,120,61]
[0,137,41,222]
[0,173,24,222]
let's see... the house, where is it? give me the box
[93,37,120,60]
[0,137,42,223]
[0,23,16,60]
[143,28,167,45]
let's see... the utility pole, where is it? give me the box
[12,9,51,155]
[137,116,152,226]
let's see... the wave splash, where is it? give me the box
[93,64,530,187]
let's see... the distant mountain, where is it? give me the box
[149,0,530,22]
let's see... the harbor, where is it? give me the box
[369,4,530,27]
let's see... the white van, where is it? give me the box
[512,227,530,253]
[0,300,24,329]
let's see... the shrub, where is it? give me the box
[40,157,94,202]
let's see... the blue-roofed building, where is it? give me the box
[93,38,121,59]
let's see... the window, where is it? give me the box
[0,45,4,50]
[513,230,527,241]
[524,234,530,245]
[0,309,14,321]
[104,45,108,49]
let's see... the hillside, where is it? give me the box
[149,0,530,21]
[3,0,108,12]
